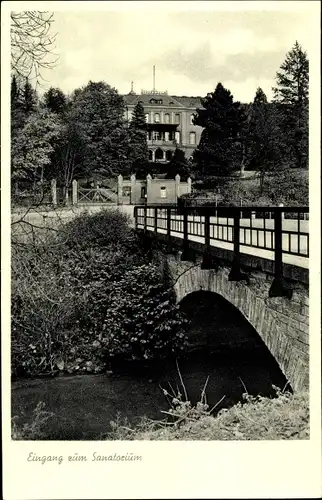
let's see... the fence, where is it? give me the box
[77,186,114,204]
[177,198,309,220]
[11,179,117,209]
[134,204,309,296]
[12,181,53,207]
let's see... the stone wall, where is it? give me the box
[165,253,309,392]
[117,174,191,205]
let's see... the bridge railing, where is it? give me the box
[133,205,309,297]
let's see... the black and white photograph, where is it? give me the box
[2,0,321,498]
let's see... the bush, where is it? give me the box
[60,209,139,252]
[94,263,189,364]
[12,402,55,440]
[264,170,309,206]
[11,209,188,377]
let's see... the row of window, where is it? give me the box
[122,185,168,199]
[144,113,195,125]
[146,131,196,145]
[148,149,173,161]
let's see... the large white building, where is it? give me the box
[123,88,203,162]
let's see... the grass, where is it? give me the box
[105,378,309,441]
[12,377,309,441]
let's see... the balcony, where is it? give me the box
[147,139,177,146]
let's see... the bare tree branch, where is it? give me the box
[11,11,59,85]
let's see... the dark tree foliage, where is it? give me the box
[253,87,268,105]
[129,101,147,131]
[10,77,60,184]
[272,41,309,169]
[23,79,37,114]
[129,101,149,176]
[11,75,20,108]
[165,148,190,180]
[49,113,85,186]
[247,90,283,188]
[43,87,68,114]
[193,83,246,176]
[69,81,131,178]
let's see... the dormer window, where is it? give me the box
[150,99,156,104]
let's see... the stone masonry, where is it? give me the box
[165,253,309,392]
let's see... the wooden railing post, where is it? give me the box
[269,208,292,298]
[154,207,158,234]
[51,179,57,206]
[229,208,248,281]
[201,211,217,270]
[181,210,195,262]
[166,207,172,252]
[144,206,147,233]
[72,179,78,205]
[133,206,138,230]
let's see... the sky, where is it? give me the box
[18,2,318,102]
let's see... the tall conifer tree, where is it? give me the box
[193,83,246,176]
[272,41,309,169]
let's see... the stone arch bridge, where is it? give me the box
[134,204,310,392]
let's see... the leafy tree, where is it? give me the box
[165,148,190,180]
[246,89,283,189]
[193,83,246,176]
[128,101,149,176]
[43,87,68,114]
[11,108,61,183]
[68,81,131,178]
[272,41,309,169]
[49,114,85,189]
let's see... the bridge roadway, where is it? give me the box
[136,211,309,270]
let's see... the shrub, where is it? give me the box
[11,210,188,377]
[60,209,139,252]
[12,402,55,440]
[90,263,189,364]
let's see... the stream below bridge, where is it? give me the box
[12,291,288,440]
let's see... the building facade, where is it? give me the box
[117,173,192,205]
[123,90,202,162]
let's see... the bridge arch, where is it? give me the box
[179,289,289,393]
[171,262,309,392]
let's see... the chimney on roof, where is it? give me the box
[153,66,155,93]
[129,81,135,95]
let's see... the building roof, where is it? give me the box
[172,96,202,108]
[123,92,202,109]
